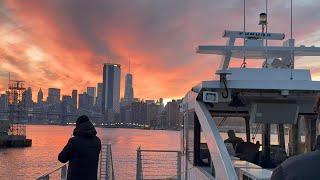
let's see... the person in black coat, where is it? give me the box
[224,129,244,150]
[58,115,101,180]
[271,135,320,180]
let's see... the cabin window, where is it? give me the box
[186,111,215,176]
[186,110,195,163]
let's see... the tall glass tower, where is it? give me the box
[124,73,134,103]
[102,63,121,114]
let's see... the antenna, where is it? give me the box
[265,0,268,62]
[290,0,294,79]
[291,0,293,40]
[242,0,247,68]
[290,0,294,69]
[129,59,131,73]
[8,72,11,85]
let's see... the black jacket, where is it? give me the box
[58,121,101,180]
[224,137,244,150]
[271,150,320,180]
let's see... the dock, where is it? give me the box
[0,135,32,148]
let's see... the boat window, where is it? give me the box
[186,110,195,164]
[186,111,215,177]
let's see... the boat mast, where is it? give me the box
[265,0,268,63]
[291,0,294,69]
[242,0,247,68]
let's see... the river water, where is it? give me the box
[0,125,180,180]
[0,125,289,180]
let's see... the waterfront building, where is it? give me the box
[146,101,161,128]
[87,87,96,106]
[124,73,134,104]
[37,88,43,105]
[164,100,180,129]
[78,92,90,110]
[61,95,74,124]
[102,63,121,114]
[96,83,103,112]
[131,100,146,125]
[47,88,61,105]
[71,90,78,109]
[0,94,8,112]
[120,103,130,123]
[23,87,33,108]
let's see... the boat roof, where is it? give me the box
[197,45,320,59]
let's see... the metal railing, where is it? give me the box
[36,164,68,180]
[136,147,182,180]
[36,144,114,180]
[100,144,115,180]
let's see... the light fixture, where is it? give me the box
[259,13,267,26]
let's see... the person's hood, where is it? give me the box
[73,121,97,137]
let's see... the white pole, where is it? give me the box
[243,0,246,67]
[291,0,294,69]
[265,0,268,62]
[291,0,293,40]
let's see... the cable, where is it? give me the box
[221,77,229,99]
[241,60,247,68]
[252,123,261,142]
[218,117,227,127]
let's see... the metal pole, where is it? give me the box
[106,144,115,180]
[243,0,246,67]
[245,117,250,142]
[265,0,268,62]
[177,151,182,180]
[278,124,286,150]
[291,0,293,40]
[290,122,299,156]
[184,106,189,180]
[290,0,295,69]
[136,147,143,180]
[60,164,67,180]
[262,123,271,166]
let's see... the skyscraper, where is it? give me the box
[37,88,43,105]
[47,88,61,104]
[23,87,33,108]
[87,87,96,107]
[0,94,8,111]
[79,92,90,110]
[102,63,121,114]
[87,87,96,98]
[72,90,78,109]
[124,73,134,104]
[96,83,103,112]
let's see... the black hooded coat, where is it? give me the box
[58,121,101,180]
[270,150,320,180]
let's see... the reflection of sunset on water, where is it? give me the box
[0,125,180,179]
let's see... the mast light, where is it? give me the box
[259,13,268,25]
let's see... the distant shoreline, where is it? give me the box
[25,123,181,131]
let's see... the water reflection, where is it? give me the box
[0,125,180,180]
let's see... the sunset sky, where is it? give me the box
[0,0,320,101]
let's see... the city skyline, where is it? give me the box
[0,1,320,102]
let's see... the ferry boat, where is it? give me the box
[180,9,320,180]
